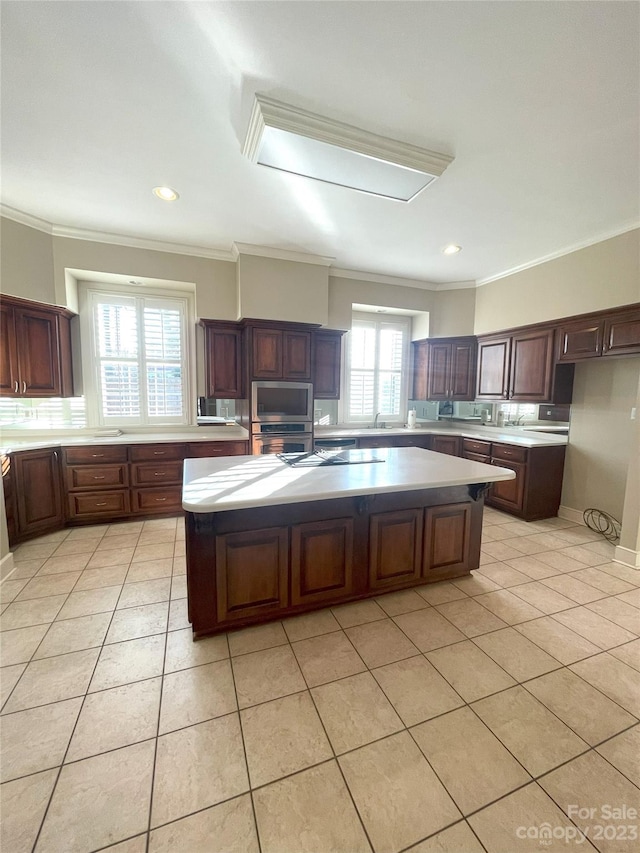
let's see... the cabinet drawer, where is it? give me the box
[64,445,128,464]
[186,441,249,457]
[462,438,491,456]
[67,490,130,518]
[66,464,128,491]
[462,451,491,464]
[492,443,527,463]
[132,486,183,513]
[131,461,183,486]
[129,443,185,462]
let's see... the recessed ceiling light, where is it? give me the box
[244,95,454,202]
[152,186,179,201]
[442,244,462,255]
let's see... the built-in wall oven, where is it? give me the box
[251,381,313,422]
[252,422,313,455]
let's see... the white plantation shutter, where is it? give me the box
[88,290,189,426]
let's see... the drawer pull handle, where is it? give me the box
[22,381,26,394]
[96,501,107,506]
[14,381,18,393]
[92,454,105,458]
[155,497,167,502]
[93,475,106,480]
[153,451,166,455]
[154,472,165,476]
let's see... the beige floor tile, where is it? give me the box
[132,542,175,563]
[415,581,467,605]
[515,616,601,664]
[117,577,171,609]
[503,555,559,580]
[253,760,370,853]
[412,706,531,814]
[346,618,419,668]
[531,550,587,573]
[473,627,561,682]
[572,567,635,595]
[3,647,99,713]
[172,556,186,575]
[393,607,465,652]
[0,579,28,604]
[292,630,366,687]
[89,634,165,692]
[160,659,237,734]
[0,623,49,666]
[468,782,591,852]
[65,524,109,540]
[405,821,485,853]
[372,655,463,727]
[173,539,186,557]
[509,581,576,614]
[451,572,501,596]
[539,751,640,853]
[481,541,526,561]
[33,612,111,659]
[37,740,155,853]
[137,528,177,546]
[559,545,611,567]
[596,725,640,786]
[554,607,636,649]
[170,575,187,599]
[52,537,102,556]
[103,835,148,853]
[0,697,82,782]
[94,533,140,551]
[142,517,178,531]
[609,638,640,672]
[0,663,26,708]
[512,533,571,553]
[553,526,603,546]
[86,547,135,570]
[56,585,121,621]
[598,562,640,587]
[232,644,306,707]
[282,609,341,642]
[67,677,162,761]
[149,795,259,853]
[73,564,129,592]
[477,563,533,588]
[228,621,290,664]
[125,558,173,583]
[105,521,144,537]
[339,730,461,853]
[13,543,58,562]
[616,588,640,609]
[167,597,189,631]
[472,686,588,776]
[0,595,67,631]
[105,602,168,644]
[582,539,617,559]
[38,554,91,575]
[376,588,431,616]
[525,668,636,746]
[241,691,332,787]
[427,640,516,702]
[151,714,249,827]
[586,597,640,634]
[570,653,640,715]
[165,626,228,672]
[312,671,403,754]
[332,598,386,628]
[540,574,606,603]
[0,768,57,853]
[16,571,81,601]
[435,598,507,637]
[474,590,545,625]
[8,560,46,580]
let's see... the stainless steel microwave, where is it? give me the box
[251,381,313,423]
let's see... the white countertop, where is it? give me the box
[182,447,516,513]
[315,424,568,448]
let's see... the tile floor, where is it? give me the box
[1,509,639,853]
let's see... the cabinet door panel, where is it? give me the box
[186,441,249,457]
[556,320,603,361]
[369,509,423,589]
[15,308,61,396]
[68,490,130,519]
[283,331,311,380]
[252,329,283,378]
[509,329,555,401]
[313,332,342,399]
[204,325,244,397]
[131,461,183,486]
[430,435,461,457]
[487,459,526,513]
[426,342,451,399]
[15,450,63,537]
[291,518,354,605]
[603,310,640,357]
[66,464,128,490]
[0,304,17,395]
[216,527,289,622]
[131,487,183,514]
[476,338,510,399]
[450,342,477,400]
[423,503,471,575]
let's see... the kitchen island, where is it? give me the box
[182,447,515,637]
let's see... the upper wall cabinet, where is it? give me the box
[201,320,244,399]
[312,330,344,399]
[556,304,640,362]
[477,327,574,404]
[250,326,312,381]
[0,295,74,398]
[412,336,477,401]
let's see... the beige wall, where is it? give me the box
[328,276,436,330]
[474,229,640,335]
[561,358,640,519]
[1,218,56,304]
[430,288,476,337]
[237,254,329,325]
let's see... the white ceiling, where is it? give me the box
[1,1,638,286]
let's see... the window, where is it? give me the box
[81,287,192,426]
[343,313,411,422]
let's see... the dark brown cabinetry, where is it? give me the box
[64,445,130,521]
[556,304,640,362]
[201,321,244,398]
[430,435,462,457]
[0,295,74,398]
[357,434,431,450]
[412,337,477,401]
[369,508,423,590]
[424,503,472,577]
[292,518,354,605]
[312,330,344,399]
[250,325,311,380]
[5,449,64,543]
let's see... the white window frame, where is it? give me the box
[341,312,411,424]
[79,283,195,428]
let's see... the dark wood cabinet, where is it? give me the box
[0,295,74,398]
[423,503,473,576]
[557,305,640,362]
[486,443,566,520]
[369,508,423,590]
[430,435,461,457]
[10,449,64,542]
[357,434,431,450]
[291,518,354,605]
[488,459,527,514]
[412,336,477,401]
[201,321,244,398]
[312,330,344,399]
[250,325,312,381]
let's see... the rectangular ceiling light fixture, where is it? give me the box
[243,95,454,202]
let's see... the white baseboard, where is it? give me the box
[614,545,640,569]
[0,551,15,581]
[558,506,586,526]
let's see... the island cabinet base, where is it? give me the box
[185,484,485,637]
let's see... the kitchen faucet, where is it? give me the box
[373,412,381,429]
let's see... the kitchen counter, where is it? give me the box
[315,423,568,448]
[182,447,515,513]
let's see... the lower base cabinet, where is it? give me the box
[369,508,423,590]
[7,449,64,543]
[291,518,354,606]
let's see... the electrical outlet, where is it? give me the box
[631,407,637,420]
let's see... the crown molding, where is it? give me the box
[330,267,442,291]
[1,204,54,233]
[234,242,334,266]
[52,225,236,261]
[476,221,640,286]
